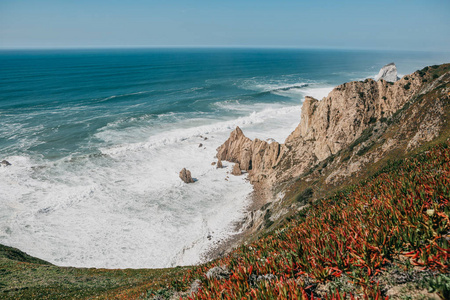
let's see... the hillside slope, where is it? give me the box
[184,141,450,300]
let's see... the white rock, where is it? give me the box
[375,62,400,82]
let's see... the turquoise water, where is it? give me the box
[0,49,448,268]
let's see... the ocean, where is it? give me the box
[0,48,448,268]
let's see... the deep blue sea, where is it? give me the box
[0,48,448,268]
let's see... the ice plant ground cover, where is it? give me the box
[1,137,449,300]
[174,141,450,299]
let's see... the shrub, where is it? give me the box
[294,187,314,204]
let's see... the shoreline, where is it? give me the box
[202,179,272,262]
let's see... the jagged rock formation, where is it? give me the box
[217,127,284,182]
[216,159,223,168]
[217,64,449,196]
[179,168,194,183]
[375,63,400,82]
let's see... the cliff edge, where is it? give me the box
[217,63,450,231]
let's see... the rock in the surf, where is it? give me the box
[179,168,194,183]
[0,160,11,167]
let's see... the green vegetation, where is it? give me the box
[294,187,314,205]
[180,142,450,299]
[0,245,189,299]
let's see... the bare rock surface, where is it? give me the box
[231,163,242,176]
[216,159,223,168]
[217,65,448,192]
[206,266,231,280]
[375,62,400,82]
[189,279,202,294]
[179,168,194,183]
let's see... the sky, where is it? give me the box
[0,0,449,51]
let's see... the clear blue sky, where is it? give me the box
[1,0,449,51]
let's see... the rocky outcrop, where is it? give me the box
[217,127,284,182]
[179,168,194,183]
[375,63,400,82]
[217,64,449,192]
[0,160,11,166]
[231,163,242,176]
[206,266,231,280]
[216,159,223,168]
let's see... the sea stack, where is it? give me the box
[375,63,400,82]
[179,168,194,183]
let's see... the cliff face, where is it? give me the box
[217,64,450,198]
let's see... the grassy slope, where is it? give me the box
[0,244,189,299]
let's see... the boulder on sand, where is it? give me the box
[179,168,194,183]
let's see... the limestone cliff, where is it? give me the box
[217,64,450,209]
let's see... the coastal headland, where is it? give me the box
[1,63,449,299]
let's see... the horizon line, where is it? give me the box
[0,45,448,53]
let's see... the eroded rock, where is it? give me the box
[232,163,241,176]
[375,62,400,82]
[179,168,194,183]
[216,159,223,168]
[217,64,427,188]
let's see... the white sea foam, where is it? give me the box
[0,84,333,269]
